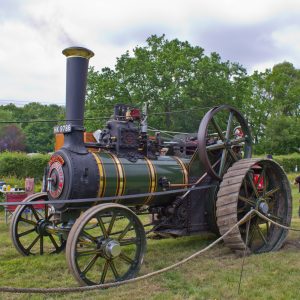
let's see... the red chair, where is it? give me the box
[5,193,29,224]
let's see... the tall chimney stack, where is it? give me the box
[62,47,94,153]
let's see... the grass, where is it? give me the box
[0,174,299,300]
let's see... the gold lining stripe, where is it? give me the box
[173,156,189,185]
[92,153,106,198]
[144,157,157,205]
[109,153,125,200]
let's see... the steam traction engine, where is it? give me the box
[10,47,292,286]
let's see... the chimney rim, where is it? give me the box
[62,47,94,59]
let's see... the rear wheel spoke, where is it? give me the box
[265,187,280,198]
[247,174,259,198]
[225,111,234,139]
[238,195,255,206]
[228,149,238,162]
[211,117,225,141]
[218,149,228,177]
[256,225,267,245]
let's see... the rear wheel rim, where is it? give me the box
[198,105,252,180]
[217,159,292,253]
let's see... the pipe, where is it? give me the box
[62,46,94,154]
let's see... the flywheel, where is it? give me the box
[216,158,292,254]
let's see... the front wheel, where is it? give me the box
[66,203,147,286]
[10,192,65,256]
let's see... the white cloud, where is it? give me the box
[0,0,299,104]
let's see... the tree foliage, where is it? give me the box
[85,36,299,155]
[0,35,298,155]
[0,103,64,153]
[86,35,248,132]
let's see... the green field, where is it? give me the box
[0,174,299,300]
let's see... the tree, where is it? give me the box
[260,115,300,155]
[0,125,26,151]
[86,35,248,133]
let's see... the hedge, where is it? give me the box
[0,152,50,180]
[0,151,299,181]
[271,153,300,173]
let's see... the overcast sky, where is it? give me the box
[0,0,300,105]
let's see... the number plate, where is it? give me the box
[53,124,72,134]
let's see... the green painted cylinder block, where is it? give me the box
[92,152,189,207]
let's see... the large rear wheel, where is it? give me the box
[216,159,292,253]
[198,105,252,180]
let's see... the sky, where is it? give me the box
[0,0,300,105]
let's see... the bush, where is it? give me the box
[0,152,49,180]
[272,153,300,173]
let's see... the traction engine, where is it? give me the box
[10,47,292,286]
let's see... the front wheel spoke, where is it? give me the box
[238,195,255,206]
[107,214,117,235]
[26,235,40,252]
[81,231,97,243]
[82,254,99,274]
[211,117,225,140]
[109,260,120,280]
[19,217,37,226]
[97,216,108,238]
[17,228,36,238]
[264,187,280,198]
[49,234,59,251]
[119,252,134,264]
[256,225,267,245]
[76,249,99,257]
[119,238,137,246]
[100,261,109,284]
[40,236,44,255]
[118,221,133,241]
[44,205,49,219]
[29,206,40,221]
